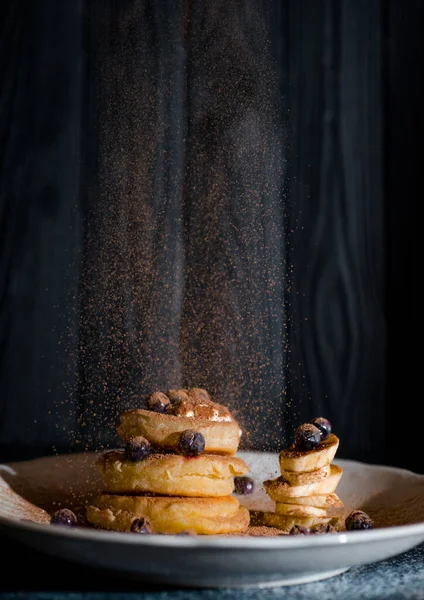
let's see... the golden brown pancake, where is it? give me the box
[273,492,344,509]
[250,511,335,532]
[117,409,241,455]
[87,494,250,534]
[264,464,343,500]
[279,464,330,486]
[275,502,328,518]
[279,434,339,473]
[97,451,249,497]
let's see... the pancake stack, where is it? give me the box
[255,419,344,532]
[86,388,250,534]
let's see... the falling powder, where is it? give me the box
[56,1,291,454]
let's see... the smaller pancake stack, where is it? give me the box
[255,418,344,533]
[86,388,250,534]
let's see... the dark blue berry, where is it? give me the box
[294,423,321,451]
[165,399,183,415]
[234,476,255,495]
[178,430,205,457]
[166,390,186,404]
[194,388,210,401]
[131,517,152,534]
[51,508,77,527]
[311,523,337,534]
[125,437,151,461]
[309,417,332,441]
[289,525,311,535]
[146,392,170,413]
[345,510,374,531]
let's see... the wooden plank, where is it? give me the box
[278,0,386,461]
[1,0,416,469]
[0,1,83,458]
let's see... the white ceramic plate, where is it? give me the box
[0,451,424,588]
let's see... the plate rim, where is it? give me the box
[1,453,424,550]
[2,512,424,550]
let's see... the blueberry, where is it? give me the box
[309,417,332,441]
[125,436,151,462]
[294,423,321,451]
[311,523,337,534]
[166,390,186,404]
[178,430,205,457]
[234,476,255,495]
[51,508,77,527]
[130,517,152,534]
[165,399,183,415]
[146,391,170,413]
[192,388,210,401]
[289,525,311,535]
[345,510,374,531]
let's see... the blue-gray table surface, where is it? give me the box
[0,537,423,600]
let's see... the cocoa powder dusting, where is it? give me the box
[221,526,287,537]
[48,0,288,459]
[363,494,424,529]
[165,388,233,421]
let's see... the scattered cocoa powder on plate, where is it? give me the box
[219,526,287,537]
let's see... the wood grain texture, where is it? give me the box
[0,1,83,454]
[0,0,420,467]
[276,0,386,461]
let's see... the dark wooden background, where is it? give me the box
[0,1,421,470]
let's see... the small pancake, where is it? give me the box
[97,451,249,497]
[87,494,250,534]
[117,409,242,455]
[264,464,343,500]
[273,493,344,509]
[250,511,335,532]
[280,464,330,487]
[279,434,339,473]
[275,502,328,518]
